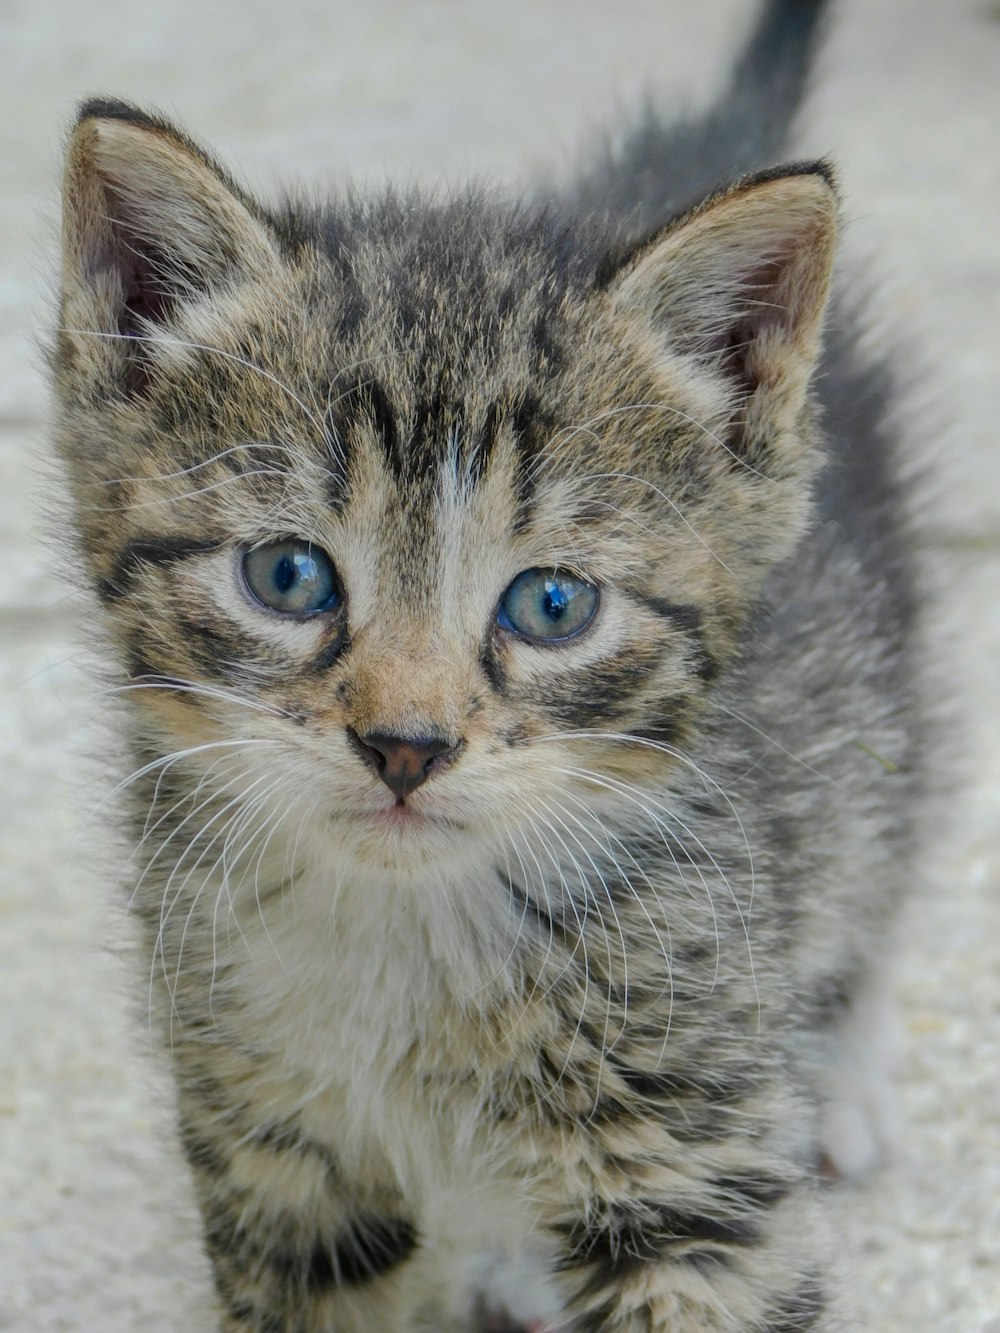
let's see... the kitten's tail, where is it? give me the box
[709,0,830,171]
[572,0,831,227]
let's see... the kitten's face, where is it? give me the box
[54,106,835,886]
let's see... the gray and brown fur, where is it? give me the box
[51,1,922,1329]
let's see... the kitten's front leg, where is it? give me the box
[208,1192,419,1333]
[550,1173,828,1333]
[174,1053,422,1333]
[519,1074,832,1333]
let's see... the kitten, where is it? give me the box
[51,0,921,1329]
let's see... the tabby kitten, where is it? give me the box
[52,0,920,1329]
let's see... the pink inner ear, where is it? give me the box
[705,314,760,402]
[83,182,178,395]
[119,239,173,333]
[701,252,792,404]
[118,243,172,395]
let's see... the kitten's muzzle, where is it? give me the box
[347,727,463,801]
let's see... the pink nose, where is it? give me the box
[349,729,460,800]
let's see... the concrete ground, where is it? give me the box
[0,1,997,1328]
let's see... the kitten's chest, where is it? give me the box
[197,863,567,1324]
[226,858,506,1168]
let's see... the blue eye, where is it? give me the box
[497,568,599,642]
[241,540,339,615]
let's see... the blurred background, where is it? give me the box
[1,1,997,1328]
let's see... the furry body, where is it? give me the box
[52,2,920,1328]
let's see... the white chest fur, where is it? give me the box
[220,844,566,1326]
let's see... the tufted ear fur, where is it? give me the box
[609,165,838,461]
[59,98,281,396]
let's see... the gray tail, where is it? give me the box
[571,0,831,228]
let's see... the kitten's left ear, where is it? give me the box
[607,164,838,461]
[59,98,282,395]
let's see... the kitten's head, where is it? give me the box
[53,101,835,887]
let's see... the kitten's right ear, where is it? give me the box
[603,165,837,469]
[59,98,281,395]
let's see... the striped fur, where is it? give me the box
[51,2,922,1329]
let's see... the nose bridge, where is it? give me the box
[347,486,478,736]
[349,620,466,739]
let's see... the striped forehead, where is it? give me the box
[335,392,529,622]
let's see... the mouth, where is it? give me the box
[367,797,464,833]
[373,799,428,825]
[320,795,478,870]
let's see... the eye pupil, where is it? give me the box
[544,583,567,621]
[274,555,296,595]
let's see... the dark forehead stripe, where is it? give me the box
[366,378,400,468]
[467,399,502,489]
[324,361,549,507]
[323,366,499,497]
[326,366,453,487]
[324,371,398,496]
[509,388,555,530]
[466,390,552,500]
[405,368,449,484]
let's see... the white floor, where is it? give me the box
[1,2,998,1329]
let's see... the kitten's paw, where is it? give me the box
[816,978,901,1179]
[464,1250,568,1333]
[479,1316,565,1333]
[819,1078,898,1179]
